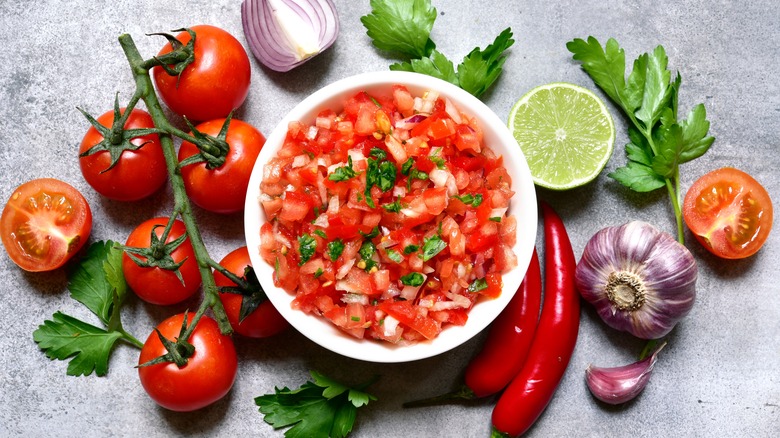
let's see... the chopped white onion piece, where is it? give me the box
[336,259,355,279]
[292,154,310,168]
[383,315,400,337]
[444,98,463,124]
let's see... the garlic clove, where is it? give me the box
[585,341,666,405]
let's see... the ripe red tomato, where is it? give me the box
[138,313,237,412]
[79,108,167,201]
[178,118,265,214]
[1,178,92,272]
[214,246,289,338]
[683,167,773,259]
[122,217,201,305]
[153,25,251,121]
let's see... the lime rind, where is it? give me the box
[508,82,615,190]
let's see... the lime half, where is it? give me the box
[508,82,615,190]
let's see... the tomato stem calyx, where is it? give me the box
[145,28,196,78]
[138,311,198,368]
[177,113,234,170]
[119,222,189,286]
[77,96,166,174]
[214,263,269,323]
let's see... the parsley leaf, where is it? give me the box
[381,197,402,213]
[327,239,345,261]
[386,249,404,263]
[468,278,488,293]
[33,312,124,377]
[452,193,483,207]
[298,234,317,266]
[360,0,436,59]
[329,156,358,182]
[362,0,513,98]
[421,234,447,261]
[391,50,459,86]
[457,27,515,97]
[358,241,378,271]
[403,244,419,254]
[568,36,715,243]
[400,272,425,286]
[68,240,127,325]
[33,241,140,376]
[255,370,378,438]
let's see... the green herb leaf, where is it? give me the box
[358,241,378,271]
[33,311,123,377]
[400,272,425,286]
[569,36,715,243]
[386,249,404,263]
[456,28,514,97]
[403,244,419,255]
[635,45,673,129]
[314,229,328,239]
[298,234,317,266]
[381,197,402,213]
[468,278,488,293]
[369,147,387,160]
[68,240,126,325]
[452,193,483,207]
[360,0,437,59]
[401,158,415,176]
[314,268,324,278]
[329,156,358,182]
[359,226,380,239]
[328,239,345,261]
[391,50,458,87]
[421,234,446,261]
[256,371,377,438]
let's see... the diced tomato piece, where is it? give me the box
[426,117,457,140]
[466,229,500,253]
[423,187,449,216]
[415,155,436,173]
[450,154,486,172]
[483,272,502,299]
[454,124,481,152]
[279,191,312,222]
[379,300,441,340]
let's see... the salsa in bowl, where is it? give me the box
[245,71,537,363]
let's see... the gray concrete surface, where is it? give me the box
[1,0,778,436]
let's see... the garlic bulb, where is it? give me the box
[575,221,697,339]
[586,341,666,405]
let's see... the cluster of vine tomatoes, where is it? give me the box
[1,24,289,412]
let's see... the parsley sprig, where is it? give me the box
[33,241,143,376]
[361,0,514,98]
[568,36,715,243]
[255,371,378,438]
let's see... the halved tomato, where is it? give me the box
[1,178,92,271]
[683,167,773,259]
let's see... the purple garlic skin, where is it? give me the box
[586,342,665,405]
[575,221,697,339]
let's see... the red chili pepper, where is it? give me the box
[491,201,580,437]
[402,250,542,406]
[464,248,541,397]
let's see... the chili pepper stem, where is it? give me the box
[117,33,232,335]
[402,384,476,408]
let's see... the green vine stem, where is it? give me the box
[117,33,232,335]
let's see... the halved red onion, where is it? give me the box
[241,0,339,72]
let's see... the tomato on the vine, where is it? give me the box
[178,118,265,214]
[214,246,289,338]
[79,108,167,201]
[1,178,92,272]
[153,25,251,121]
[138,313,237,412]
[683,167,773,259]
[122,217,201,305]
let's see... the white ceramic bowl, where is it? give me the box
[245,71,537,363]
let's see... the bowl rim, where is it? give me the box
[244,71,537,363]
